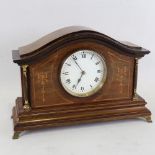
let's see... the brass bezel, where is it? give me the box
[60,49,107,98]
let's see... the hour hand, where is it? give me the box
[76,71,85,87]
[76,77,81,86]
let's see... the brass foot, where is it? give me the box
[13,131,21,139]
[144,116,152,123]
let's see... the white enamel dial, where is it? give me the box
[60,50,107,97]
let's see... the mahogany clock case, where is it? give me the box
[12,26,152,139]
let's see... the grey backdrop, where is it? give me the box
[0,0,154,155]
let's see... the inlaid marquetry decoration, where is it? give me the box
[37,72,48,104]
[11,26,152,139]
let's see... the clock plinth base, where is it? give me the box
[12,96,151,139]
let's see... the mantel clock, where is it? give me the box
[12,26,152,139]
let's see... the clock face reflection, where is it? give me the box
[60,50,107,97]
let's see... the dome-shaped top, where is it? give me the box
[12,26,150,64]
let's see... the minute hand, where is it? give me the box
[72,58,83,71]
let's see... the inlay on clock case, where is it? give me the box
[30,42,134,108]
[12,26,151,139]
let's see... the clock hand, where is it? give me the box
[76,74,82,87]
[76,71,85,87]
[72,57,83,71]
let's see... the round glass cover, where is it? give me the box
[60,50,107,97]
